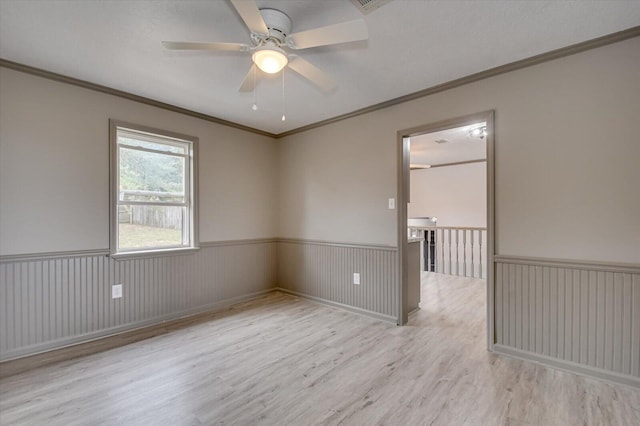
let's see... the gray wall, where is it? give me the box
[278,37,640,263]
[409,162,486,228]
[0,67,278,255]
[277,37,640,385]
[0,67,279,359]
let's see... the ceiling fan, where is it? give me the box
[162,0,368,93]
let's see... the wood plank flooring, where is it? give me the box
[1,273,639,425]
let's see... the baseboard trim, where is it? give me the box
[0,288,397,377]
[0,288,276,378]
[493,344,640,389]
[275,287,397,324]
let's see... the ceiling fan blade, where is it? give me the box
[162,41,250,52]
[287,56,336,92]
[287,20,368,50]
[230,0,269,35]
[239,64,258,92]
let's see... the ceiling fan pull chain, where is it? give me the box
[281,69,286,122]
[252,65,258,111]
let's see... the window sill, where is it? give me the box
[110,246,200,260]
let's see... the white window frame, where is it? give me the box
[109,120,199,258]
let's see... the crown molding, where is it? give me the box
[0,58,276,138]
[2,26,638,139]
[276,26,640,138]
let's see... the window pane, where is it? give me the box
[118,135,186,154]
[119,147,185,202]
[118,205,186,250]
[111,122,197,256]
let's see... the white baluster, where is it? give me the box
[440,228,445,274]
[455,229,460,276]
[447,228,452,275]
[463,229,467,277]
[426,228,431,272]
[479,229,483,279]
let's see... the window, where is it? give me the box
[110,120,198,257]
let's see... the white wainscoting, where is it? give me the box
[276,239,398,323]
[5,241,638,389]
[0,240,277,360]
[494,256,640,388]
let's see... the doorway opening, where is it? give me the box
[409,123,487,278]
[396,111,495,351]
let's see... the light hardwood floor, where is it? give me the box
[1,273,639,425]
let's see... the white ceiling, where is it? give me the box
[1,0,639,135]
[410,122,486,166]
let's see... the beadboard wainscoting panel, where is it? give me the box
[0,241,277,360]
[494,257,640,386]
[276,240,398,321]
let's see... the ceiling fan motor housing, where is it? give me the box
[259,9,292,44]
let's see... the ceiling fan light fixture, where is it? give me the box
[469,125,487,139]
[252,46,288,74]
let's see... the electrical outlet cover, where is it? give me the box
[112,284,123,299]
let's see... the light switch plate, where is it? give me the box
[353,273,360,285]
[388,198,395,209]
